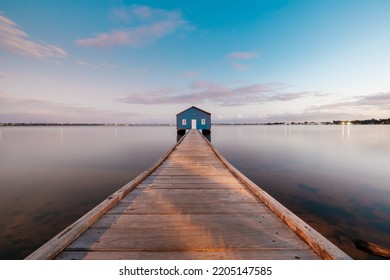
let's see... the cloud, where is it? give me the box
[0,14,67,59]
[182,71,200,78]
[76,5,192,48]
[226,52,257,60]
[75,59,100,69]
[308,92,390,112]
[232,63,247,72]
[283,92,390,122]
[75,59,117,69]
[0,71,14,78]
[356,92,390,108]
[226,51,258,71]
[0,94,138,123]
[110,5,156,23]
[118,81,317,106]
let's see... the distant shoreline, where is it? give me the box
[0,123,172,127]
[1,118,389,127]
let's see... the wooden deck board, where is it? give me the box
[121,188,259,204]
[107,202,270,215]
[136,183,245,189]
[56,249,318,260]
[25,129,350,260]
[90,214,299,230]
[65,229,313,252]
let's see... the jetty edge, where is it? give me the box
[25,132,187,260]
[26,130,351,260]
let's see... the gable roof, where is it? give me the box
[176,106,211,116]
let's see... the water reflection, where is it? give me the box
[284,124,291,136]
[341,124,351,140]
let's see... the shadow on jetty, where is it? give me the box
[177,129,211,143]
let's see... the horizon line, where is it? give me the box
[1,117,389,126]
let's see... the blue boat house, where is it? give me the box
[176,106,211,135]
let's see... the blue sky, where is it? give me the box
[1,0,389,123]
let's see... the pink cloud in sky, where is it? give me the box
[0,14,67,59]
[118,81,317,106]
[307,92,390,112]
[76,5,191,48]
[110,5,157,23]
[226,51,257,71]
[0,71,14,78]
[232,63,247,72]
[0,93,138,123]
[182,71,200,78]
[226,52,257,60]
[130,5,154,21]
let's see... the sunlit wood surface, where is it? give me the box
[55,130,322,260]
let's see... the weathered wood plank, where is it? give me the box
[152,171,232,176]
[144,177,239,181]
[120,189,259,204]
[91,214,295,230]
[143,179,242,185]
[140,181,243,185]
[159,164,224,168]
[124,188,256,198]
[107,202,269,215]
[67,227,313,251]
[56,249,320,260]
[136,183,245,189]
[146,174,237,178]
[154,167,230,171]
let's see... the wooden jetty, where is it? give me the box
[26,129,351,260]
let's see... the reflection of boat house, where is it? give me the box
[176,106,211,135]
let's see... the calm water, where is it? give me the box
[0,125,389,259]
[0,126,176,259]
[212,125,390,260]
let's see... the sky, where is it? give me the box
[0,0,390,124]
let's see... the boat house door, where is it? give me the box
[191,119,197,129]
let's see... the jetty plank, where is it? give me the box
[90,214,289,229]
[56,249,318,260]
[107,202,268,215]
[27,129,351,260]
[136,183,244,189]
[65,227,312,252]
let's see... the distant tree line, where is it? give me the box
[215,118,390,125]
[333,118,390,125]
[0,123,171,126]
